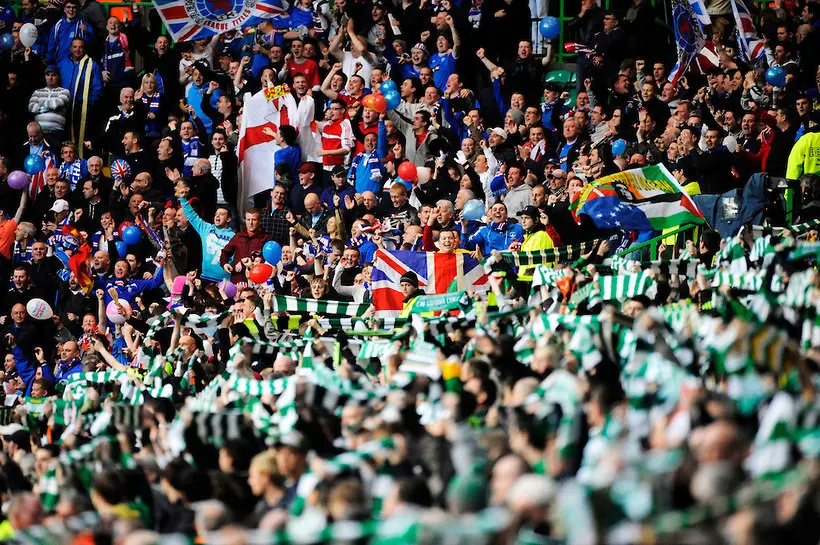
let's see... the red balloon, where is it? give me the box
[118,221,134,238]
[372,94,387,113]
[397,161,418,182]
[564,42,577,53]
[249,263,273,284]
[361,94,377,111]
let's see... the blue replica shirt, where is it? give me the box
[59,158,88,189]
[180,198,235,282]
[558,142,574,172]
[430,51,456,91]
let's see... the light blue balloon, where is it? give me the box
[379,80,398,95]
[262,240,282,264]
[122,225,141,245]
[611,139,627,156]
[23,154,45,175]
[115,241,128,258]
[538,17,560,40]
[461,199,485,221]
[383,90,401,110]
[765,66,786,87]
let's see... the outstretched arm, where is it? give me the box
[13,190,28,225]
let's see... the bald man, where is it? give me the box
[52,340,82,381]
[273,355,296,376]
[298,194,331,237]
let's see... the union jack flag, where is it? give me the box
[372,250,488,316]
[154,0,287,43]
[730,0,765,64]
[29,153,54,201]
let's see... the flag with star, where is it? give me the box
[570,164,705,231]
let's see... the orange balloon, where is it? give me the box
[362,94,377,111]
[372,94,387,113]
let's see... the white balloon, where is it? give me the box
[416,166,431,185]
[26,298,54,320]
[19,23,37,48]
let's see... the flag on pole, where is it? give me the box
[154,0,287,42]
[688,0,711,27]
[372,251,488,316]
[570,164,705,231]
[729,0,765,64]
[668,0,706,85]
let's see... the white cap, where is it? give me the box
[490,127,508,140]
[50,199,69,214]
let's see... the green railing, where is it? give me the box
[614,224,699,261]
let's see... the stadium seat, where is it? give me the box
[544,69,571,88]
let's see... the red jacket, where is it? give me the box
[219,229,271,283]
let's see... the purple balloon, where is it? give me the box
[7,171,29,190]
[220,279,238,299]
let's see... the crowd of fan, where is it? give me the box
[0,0,816,543]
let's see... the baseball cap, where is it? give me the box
[50,199,69,213]
[331,165,347,178]
[298,163,317,174]
[549,168,566,179]
[517,205,540,219]
[490,128,508,140]
[45,65,59,75]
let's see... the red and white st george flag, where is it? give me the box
[236,85,316,215]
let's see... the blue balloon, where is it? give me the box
[122,225,141,245]
[0,34,14,51]
[379,80,397,94]
[383,90,401,110]
[766,66,786,87]
[23,154,45,175]
[611,139,627,156]
[115,241,128,258]
[262,240,282,264]
[538,17,560,40]
[461,199,485,221]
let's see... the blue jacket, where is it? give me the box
[59,55,103,105]
[187,82,220,133]
[320,183,356,213]
[12,346,56,396]
[274,145,302,176]
[466,222,524,253]
[95,266,165,305]
[348,151,384,194]
[54,358,82,382]
[180,197,235,282]
[47,16,94,64]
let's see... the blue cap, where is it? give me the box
[45,65,59,74]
